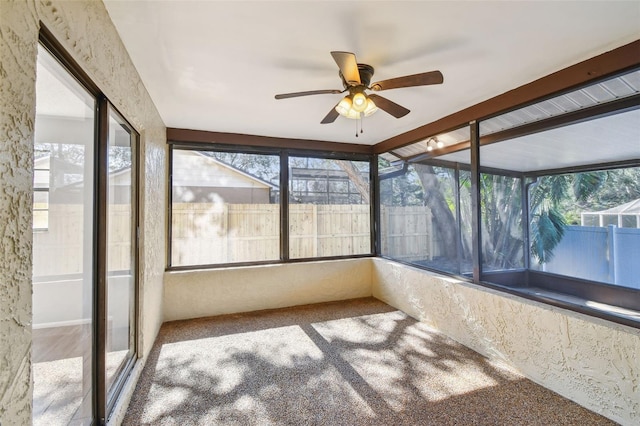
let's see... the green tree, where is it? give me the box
[529,175,569,263]
[480,173,524,269]
[413,164,459,260]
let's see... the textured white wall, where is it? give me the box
[0,3,37,422]
[371,258,640,426]
[164,259,373,321]
[0,1,166,424]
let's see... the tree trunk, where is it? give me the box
[413,164,458,259]
[336,160,370,203]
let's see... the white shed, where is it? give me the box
[581,198,640,228]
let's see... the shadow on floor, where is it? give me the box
[123,298,615,426]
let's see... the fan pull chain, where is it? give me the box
[355,113,364,137]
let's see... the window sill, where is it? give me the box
[513,286,640,328]
[479,269,640,329]
[378,258,640,330]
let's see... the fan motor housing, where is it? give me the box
[340,63,375,89]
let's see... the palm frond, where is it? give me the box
[530,207,566,263]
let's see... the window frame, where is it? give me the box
[38,25,141,423]
[166,142,375,270]
[378,74,640,329]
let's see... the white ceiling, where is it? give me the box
[103,1,640,146]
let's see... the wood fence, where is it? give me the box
[171,203,437,265]
[380,205,435,261]
[34,203,437,273]
[171,203,373,265]
[289,204,371,259]
[33,204,132,277]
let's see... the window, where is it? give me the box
[289,156,370,259]
[171,149,280,266]
[379,128,473,275]
[528,166,640,289]
[168,147,373,268]
[479,172,524,273]
[33,151,50,230]
[475,104,640,324]
[379,69,640,326]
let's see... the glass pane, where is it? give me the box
[379,159,472,275]
[33,190,49,204]
[171,150,280,266]
[33,191,49,230]
[481,98,639,290]
[480,172,524,272]
[34,169,50,188]
[33,45,95,425]
[289,157,370,258]
[530,167,640,289]
[379,164,435,265]
[621,215,637,228]
[106,109,136,402]
[459,169,474,274]
[33,210,49,230]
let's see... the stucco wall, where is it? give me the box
[371,258,640,426]
[0,1,166,424]
[164,259,373,322]
[0,3,38,423]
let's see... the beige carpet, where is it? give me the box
[123,298,616,425]
[33,350,129,425]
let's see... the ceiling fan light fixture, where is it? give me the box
[335,96,361,119]
[363,97,378,117]
[351,92,367,112]
[335,92,378,120]
[335,96,352,116]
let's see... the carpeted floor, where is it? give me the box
[123,298,616,425]
[33,350,129,425]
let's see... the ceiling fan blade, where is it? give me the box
[275,89,343,100]
[370,70,443,91]
[331,51,361,85]
[368,94,410,118]
[321,104,340,124]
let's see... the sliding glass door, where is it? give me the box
[33,38,138,425]
[105,108,137,407]
[32,44,96,426]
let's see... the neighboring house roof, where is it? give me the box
[41,150,279,190]
[173,151,279,189]
[587,198,640,215]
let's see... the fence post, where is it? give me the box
[223,203,229,263]
[427,209,433,261]
[607,224,616,284]
[313,204,318,257]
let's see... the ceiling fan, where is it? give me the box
[275,51,443,125]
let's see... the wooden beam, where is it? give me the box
[167,128,373,155]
